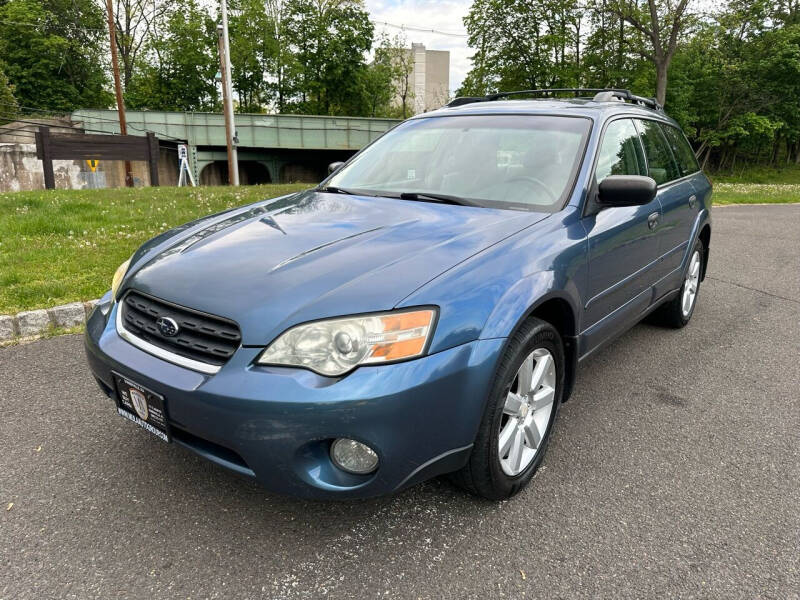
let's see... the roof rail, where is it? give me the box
[446,88,663,111]
[591,89,663,111]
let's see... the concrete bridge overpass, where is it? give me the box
[71,110,399,185]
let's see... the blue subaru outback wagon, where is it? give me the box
[85,89,711,500]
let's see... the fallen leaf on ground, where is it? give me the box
[6,502,13,511]
[520,570,526,580]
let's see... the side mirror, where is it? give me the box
[328,161,345,175]
[597,175,657,207]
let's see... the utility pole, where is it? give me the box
[217,0,239,186]
[105,0,134,187]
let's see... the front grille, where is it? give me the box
[120,291,241,367]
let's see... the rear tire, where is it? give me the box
[650,239,704,328]
[451,318,564,500]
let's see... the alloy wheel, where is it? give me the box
[498,347,557,476]
[682,250,701,317]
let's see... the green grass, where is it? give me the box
[710,164,800,185]
[709,165,800,203]
[0,184,310,314]
[712,183,800,205]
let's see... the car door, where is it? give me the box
[657,122,703,274]
[581,117,663,351]
[633,119,694,280]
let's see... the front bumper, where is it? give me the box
[84,298,504,499]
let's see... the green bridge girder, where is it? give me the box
[71,109,400,183]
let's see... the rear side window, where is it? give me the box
[660,124,700,176]
[595,118,647,182]
[634,119,681,185]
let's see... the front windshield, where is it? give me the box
[327,114,591,211]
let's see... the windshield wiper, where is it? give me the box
[398,192,480,207]
[317,185,356,195]
[318,186,477,206]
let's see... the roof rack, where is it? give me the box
[591,89,663,111]
[447,88,663,111]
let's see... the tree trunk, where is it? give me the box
[574,18,581,87]
[700,147,710,171]
[655,60,668,106]
[771,134,781,165]
[617,19,624,84]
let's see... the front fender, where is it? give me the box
[480,271,581,340]
[479,271,582,402]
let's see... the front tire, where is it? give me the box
[451,318,564,500]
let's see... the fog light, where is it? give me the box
[330,438,378,474]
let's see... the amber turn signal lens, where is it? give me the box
[365,310,435,363]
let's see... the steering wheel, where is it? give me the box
[504,176,557,204]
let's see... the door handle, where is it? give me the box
[648,212,660,230]
[688,194,697,209]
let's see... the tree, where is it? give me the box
[0,0,112,112]
[0,67,18,125]
[112,0,169,91]
[387,36,415,118]
[582,0,649,89]
[608,0,696,105]
[664,1,800,168]
[263,0,296,112]
[282,0,374,115]
[126,0,218,111]
[229,0,274,111]
[359,34,396,117]
[459,0,584,95]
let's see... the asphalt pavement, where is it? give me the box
[1,204,798,599]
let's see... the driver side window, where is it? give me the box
[595,119,647,183]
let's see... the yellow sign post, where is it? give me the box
[86,159,100,172]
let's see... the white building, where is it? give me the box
[399,43,450,115]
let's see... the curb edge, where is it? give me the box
[0,300,99,343]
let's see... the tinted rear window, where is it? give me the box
[634,119,681,185]
[660,123,700,176]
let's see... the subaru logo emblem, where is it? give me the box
[156,316,180,337]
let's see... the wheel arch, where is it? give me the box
[481,273,581,402]
[525,296,579,403]
[698,222,711,280]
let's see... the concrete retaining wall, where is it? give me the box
[0,142,180,192]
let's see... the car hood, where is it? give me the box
[124,191,548,345]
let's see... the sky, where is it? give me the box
[364,0,474,94]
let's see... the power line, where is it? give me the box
[0,101,68,116]
[0,126,37,140]
[0,112,101,132]
[370,19,468,38]
[0,18,107,32]
[0,114,74,129]
[2,15,470,38]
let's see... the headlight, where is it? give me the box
[256,308,437,376]
[111,258,131,300]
